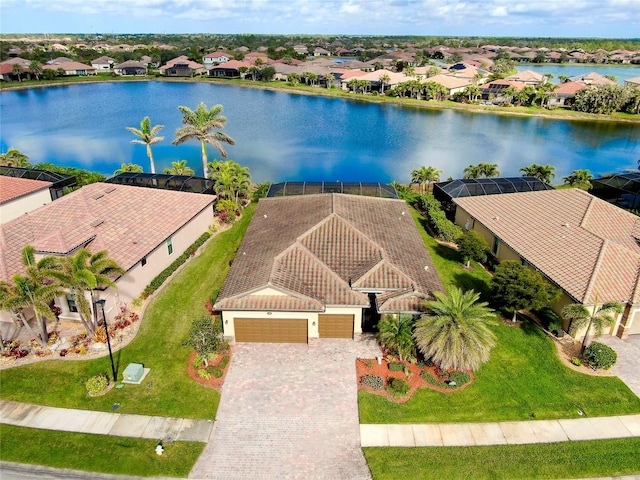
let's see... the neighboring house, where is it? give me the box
[505,69,546,86]
[453,189,640,339]
[0,176,53,223]
[91,56,116,72]
[43,61,97,76]
[214,194,443,343]
[314,47,331,57]
[479,79,526,97]
[569,72,617,85]
[208,60,252,78]
[625,76,640,88]
[159,56,206,77]
[293,44,309,55]
[0,183,215,326]
[113,60,147,76]
[427,74,473,96]
[548,81,588,107]
[244,51,270,65]
[203,51,230,67]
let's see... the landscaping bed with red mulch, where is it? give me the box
[187,349,232,390]
[356,356,474,403]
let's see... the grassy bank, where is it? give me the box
[2,75,638,123]
[0,204,255,418]
[0,424,204,478]
[364,438,640,480]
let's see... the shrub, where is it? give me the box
[571,357,582,366]
[361,374,384,390]
[449,371,471,385]
[196,368,211,380]
[420,194,462,243]
[85,373,109,395]
[183,316,224,367]
[206,365,224,378]
[584,342,617,370]
[387,378,410,397]
[218,355,230,369]
[141,232,211,299]
[388,362,405,372]
[534,306,563,331]
[365,360,374,369]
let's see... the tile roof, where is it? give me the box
[0,176,51,204]
[216,194,443,313]
[454,189,640,305]
[0,183,214,281]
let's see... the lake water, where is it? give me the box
[1,81,638,183]
[516,64,640,84]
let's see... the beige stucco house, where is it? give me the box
[0,176,53,224]
[215,194,443,343]
[453,189,640,339]
[0,183,215,327]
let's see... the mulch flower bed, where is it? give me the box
[187,349,232,390]
[356,356,474,403]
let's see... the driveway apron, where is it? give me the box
[190,337,381,480]
[599,335,640,398]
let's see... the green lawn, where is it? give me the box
[0,203,255,418]
[0,424,204,478]
[364,438,640,480]
[358,209,640,423]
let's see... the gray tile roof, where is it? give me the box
[215,194,443,313]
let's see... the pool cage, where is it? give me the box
[591,172,640,210]
[105,173,215,195]
[266,182,398,199]
[0,166,77,199]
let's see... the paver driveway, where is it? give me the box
[599,334,640,397]
[190,337,382,480]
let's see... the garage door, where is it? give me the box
[318,314,354,339]
[234,318,308,343]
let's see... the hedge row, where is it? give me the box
[140,232,212,299]
[420,193,462,243]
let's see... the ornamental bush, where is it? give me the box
[85,373,109,395]
[361,374,384,390]
[449,371,471,385]
[584,342,617,370]
[388,362,405,372]
[387,378,410,397]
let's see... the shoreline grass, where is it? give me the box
[0,204,255,419]
[364,438,640,480]
[0,424,204,478]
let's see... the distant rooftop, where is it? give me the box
[591,172,640,210]
[0,166,76,199]
[266,182,398,199]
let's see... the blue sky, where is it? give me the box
[1,0,638,38]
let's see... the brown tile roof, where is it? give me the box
[0,176,51,204]
[0,183,214,281]
[215,194,443,313]
[454,189,640,305]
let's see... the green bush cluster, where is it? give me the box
[362,374,384,390]
[387,378,410,397]
[449,371,471,385]
[141,232,211,299]
[388,362,405,372]
[584,342,617,370]
[205,365,223,378]
[420,370,469,388]
[420,193,462,243]
[85,373,109,395]
[534,306,564,331]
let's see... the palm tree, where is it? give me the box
[463,164,483,179]
[46,248,124,335]
[562,299,623,354]
[0,148,30,167]
[379,73,390,94]
[502,86,519,105]
[173,102,236,177]
[28,61,43,80]
[413,287,496,371]
[125,116,164,174]
[12,63,23,82]
[519,164,556,184]
[563,169,593,190]
[479,162,500,178]
[287,72,301,86]
[114,163,143,175]
[324,73,334,89]
[164,160,195,175]
[209,159,251,206]
[411,166,443,193]
[377,313,416,361]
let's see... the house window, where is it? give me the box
[492,236,500,255]
[167,238,173,255]
[141,256,147,267]
[66,294,78,313]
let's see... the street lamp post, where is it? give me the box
[96,299,117,382]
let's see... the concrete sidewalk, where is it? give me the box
[361,414,640,447]
[0,400,213,443]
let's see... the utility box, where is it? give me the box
[122,363,144,383]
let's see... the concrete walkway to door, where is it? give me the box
[189,337,382,480]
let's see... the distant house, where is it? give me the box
[506,69,546,86]
[624,76,640,88]
[479,79,526,98]
[548,81,588,107]
[208,60,251,78]
[203,51,230,67]
[454,189,640,339]
[113,60,147,76]
[43,61,96,76]
[314,47,331,57]
[244,51,270,65]
[427,74,473,95]
[159,55,206,77]
[0,183,215,327]
[293,44,309,55]
[569,72,617,85]
[91,56,116,72]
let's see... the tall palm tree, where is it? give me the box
[411,166,443,193]
[377,313,416,361]
[519,164,556,184]
[379,73,390,94]
[12,63,23,82]
[562,299,622,354]
[0,148,30,167]
[563,169,593,190]
[114,163,143,175]
[209,160,251,206]
[28,60,43,80]
[414,287,496,371]
[46,249,124,335]
[479,163,500,178]
[164,160,195,175]
[126,116,164,174]
[173,103,236,177]
[463,164,483,179]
